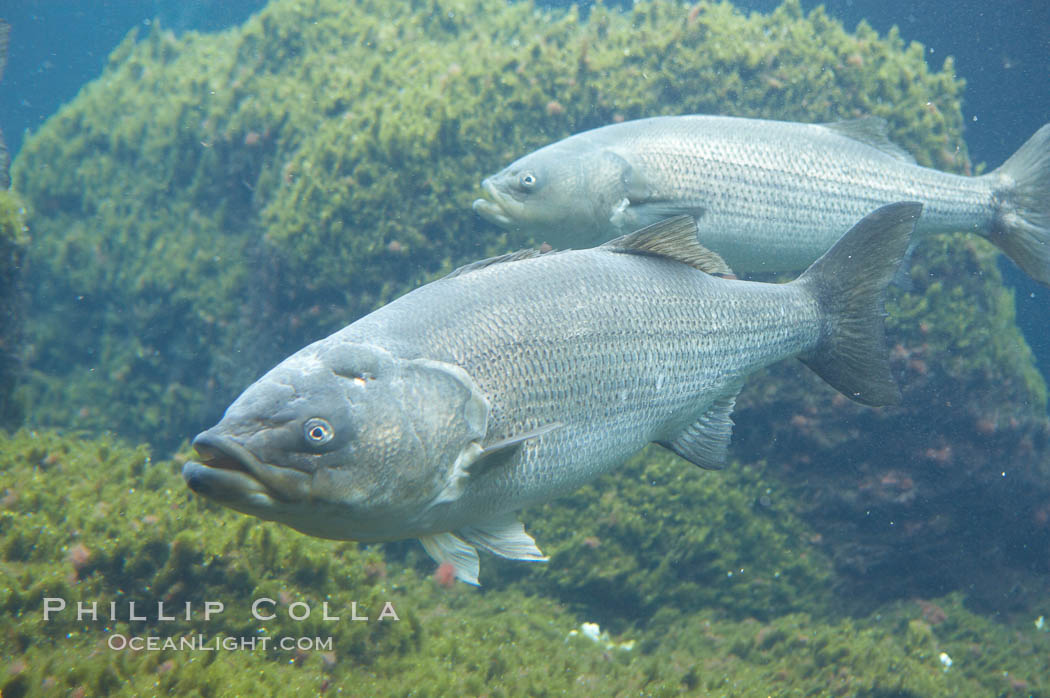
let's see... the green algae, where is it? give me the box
[3,429,1049,696]
[889,232,1048,410]
[0,188,27,426]
[12,0,979,450]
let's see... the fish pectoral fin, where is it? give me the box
[479,422,562,457]
[627,201,708,229]
[618,153,656,202]
[459,513,548,562]
[657,391,740,470]
[467,422,563,476]
[629,200,704,216]
[419,533,481,585]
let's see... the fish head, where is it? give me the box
[472,139,632,248]
[182,341,489,542]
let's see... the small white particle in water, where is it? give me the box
[939,652,952,670]
[1036,615,1045,630]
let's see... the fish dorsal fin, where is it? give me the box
[602,215,734,277]
[419,533,481,585]
[657,391,739,470]
[459,513,548,562]
[443,249,547,279]
[823,117,916,164]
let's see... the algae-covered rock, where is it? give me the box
[13,0,972,449]
[731,232,1050,609]
[492,447,835,630]
[3,429,1049,696]
[0,428,602,696]
[0,188,27,425]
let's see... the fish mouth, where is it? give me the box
[182,431,311,508]
[471,178,517,228]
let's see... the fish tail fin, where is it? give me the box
[987,123,1050,285]
[794,202,922,406]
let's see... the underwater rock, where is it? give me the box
[729,231,1050,610]
[0,189,27,425]
[13,0,969,448]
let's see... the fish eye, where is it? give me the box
[304,418,334,446]
[519,172,537,189]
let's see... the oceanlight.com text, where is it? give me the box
[107,634,334,652]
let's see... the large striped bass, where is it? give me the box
[473,115,1050,284]
[183,203,919,584]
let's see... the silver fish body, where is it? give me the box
[184,203,920,584]
[473,115,1050,284]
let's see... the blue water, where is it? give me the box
[3,0,1048,378]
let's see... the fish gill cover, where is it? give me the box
[3,0,1050,694]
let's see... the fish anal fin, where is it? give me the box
[603,215,734,277]
[658,392,739,470]
[822,117,916,164]
[459,513,548,562]
[419,533,481,585]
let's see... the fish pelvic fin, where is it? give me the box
[988,123,1050,286]
[794,202,921,407]
[420,533,481,585]
[459,513,548,562]
[418,517,548,586]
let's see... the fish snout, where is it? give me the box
[190,429,252,474]
[181,460,215,496]
[472,177,516,228]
